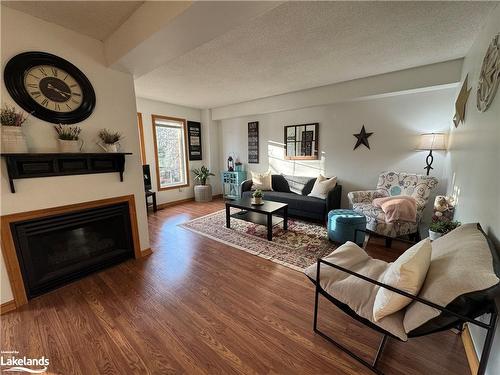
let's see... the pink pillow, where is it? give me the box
[373,196,417,223]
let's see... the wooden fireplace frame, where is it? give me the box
[1,194,143,309]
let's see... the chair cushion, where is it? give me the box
[404,223,500,335]
[373,238,432,322]
[353,202,419,238]
[353,203,386,223]
[304,242,408,341]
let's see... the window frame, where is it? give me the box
[151,114,190,191]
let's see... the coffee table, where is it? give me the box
[225,198,288,241]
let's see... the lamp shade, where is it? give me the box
[416,133,447,151]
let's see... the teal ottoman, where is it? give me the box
[328,209,366,246]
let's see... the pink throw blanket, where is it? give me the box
[373,196,417,223]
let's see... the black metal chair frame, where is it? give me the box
[313,230,498,375]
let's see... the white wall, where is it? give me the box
[136,97,220,205]
[0,7,150,303]
[445,5,500,374]
[220,88,455,216]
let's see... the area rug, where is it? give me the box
[179,209,338,271]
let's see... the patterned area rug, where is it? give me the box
[179,209,338,271]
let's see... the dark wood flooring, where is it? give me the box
[1,199,469,374]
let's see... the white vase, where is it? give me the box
[194,184,212,202]
[58,139,83,153]
[429,230,442,241]
[252,197,263,205]
[97,142,120,152]
[1,126,28,153]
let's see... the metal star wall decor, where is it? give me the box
[353,125,373,150]
[453,74,471,127]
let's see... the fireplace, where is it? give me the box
[1,196,140,302]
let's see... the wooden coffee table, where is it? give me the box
[225,198,288,241]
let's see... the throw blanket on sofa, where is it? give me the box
[373,196,417,223]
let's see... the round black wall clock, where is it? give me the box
[4,51,96,124]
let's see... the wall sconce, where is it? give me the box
[416,133,447,175]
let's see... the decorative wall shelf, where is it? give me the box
[1,152,132,193]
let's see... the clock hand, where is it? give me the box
[47,83,71,98]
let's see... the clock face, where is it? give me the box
[4,52,95,124]
[24,65,83,113]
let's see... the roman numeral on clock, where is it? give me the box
[51,68,58,77]
[30,91,41,98]
[27,83,38,88]
[39,67,47,76]
[41,98,49,107]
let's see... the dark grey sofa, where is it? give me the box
[241,175,342,221]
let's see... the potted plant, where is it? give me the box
[97,129,122,152]
[1,104,29,153]
[192,165,215,202]
[252,189,264,205]
[429,220,461,240]
[54,124,83,152]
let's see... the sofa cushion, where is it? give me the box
[404,223,500,335]
[308,175,337,199]
[251,170,273,191]
[373,238,432,322]
[302,178,316,196]
[304,242,407,341]
[282,174,310,194]
[250,191,325,214]
[272,174,291,193]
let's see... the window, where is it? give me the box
[152,115,189,190]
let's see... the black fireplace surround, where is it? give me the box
[10,202,134,299]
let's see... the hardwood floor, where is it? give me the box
[1,199,469,374]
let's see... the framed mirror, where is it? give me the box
[284,123,319,160]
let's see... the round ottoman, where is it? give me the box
[328,209,366,246]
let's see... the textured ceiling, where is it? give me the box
[3,1,143,41]
[134,1,496,109]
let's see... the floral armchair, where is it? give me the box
[348,171,438,238]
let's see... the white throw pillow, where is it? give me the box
[251,170,273,191]
[373,238,432,322]
[307,175,337,199]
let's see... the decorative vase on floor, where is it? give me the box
[194,184,212,202]
[58,139,83,153]
[1,126,28,153]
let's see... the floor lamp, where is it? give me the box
[416,133,447,175]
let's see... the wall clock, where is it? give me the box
[477,33,500,112]
[4,51,95,124]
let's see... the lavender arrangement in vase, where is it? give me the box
[54,124,83,152]
[0,104,29,153]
